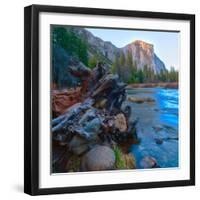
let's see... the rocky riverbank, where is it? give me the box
[52,63,138,173]
[51,62,179,173]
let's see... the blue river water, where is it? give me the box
[126,88,179,169]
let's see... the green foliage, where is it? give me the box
[137,69,145,83]
[119,51,126,66]
[113,146,126,169]
[112,51,137,83]
[88,55,98,69]
[155,66,178,83]
[112,54,121,78]
[122,51,134,83]
[111,63,117,74]
[143,65,155,82]
[52,26,88,65]
[128,73,138,84]
[127,62,142,84]
[168,66,178,82]
[111,54,178,84]
[126,50,133,69]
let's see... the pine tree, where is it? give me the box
[112,55,121,79]
[119,51,126,66]
[126,50,133,68]
[168,66,178,82]
[52,27,88,66]
[143,65,148,82]
[137,69,144,83]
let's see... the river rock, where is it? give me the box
[128,97,155,104]
[81,145,116,171]
[140,156,158,168]
[155,138,163,145]
[114,113,127,132]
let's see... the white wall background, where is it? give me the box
[0,0,199,199]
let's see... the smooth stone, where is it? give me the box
[81,145,116,171]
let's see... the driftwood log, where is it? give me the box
[52,62,127,133]
[52,98,94,133]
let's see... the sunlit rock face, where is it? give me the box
[122,40,166,73]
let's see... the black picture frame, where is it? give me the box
[24,4,195,195]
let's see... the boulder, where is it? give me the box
[81,145,116,171]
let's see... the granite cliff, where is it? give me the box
[122,40,166,73]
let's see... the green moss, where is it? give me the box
[113,146,126,169]
[113,146,136,170]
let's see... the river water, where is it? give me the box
[125,87,179,169]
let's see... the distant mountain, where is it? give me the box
[68,28,166,73]
[52,26,167,88]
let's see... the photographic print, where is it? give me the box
[24,5,195,195]
[51,26,179,173]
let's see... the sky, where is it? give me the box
[87,28,179,70]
